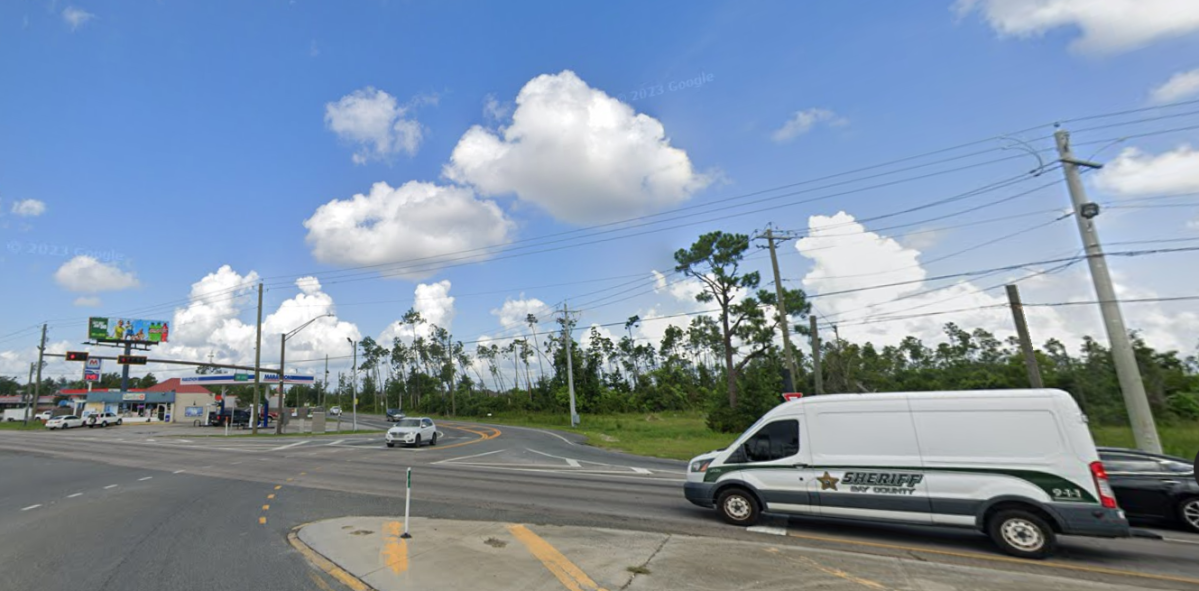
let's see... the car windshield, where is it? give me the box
[397,418,421,428]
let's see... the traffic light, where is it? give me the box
[118,355,148,365]
[66,351,89,362]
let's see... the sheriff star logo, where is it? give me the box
[817,471,840,491]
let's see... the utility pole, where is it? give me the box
[446,331,456,417]
[810,316,823,395]
[29,324,47,426]
[277,333,285,435]
[24,362,35,425]
[253,282,263,435]
[762,228,800,391]
[562,302,578,427]
[323,354,329,410]
[1005,284,1044,389]
[348,338,358,432]
[1055,127,1161,453]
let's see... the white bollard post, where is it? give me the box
[402,467,412,539]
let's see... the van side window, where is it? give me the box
[740,420,800,463]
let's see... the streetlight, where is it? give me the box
[347,337,358,432]
[277,314,333,435]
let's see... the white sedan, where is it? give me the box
[46,415,84,430]
[386,417,438,448]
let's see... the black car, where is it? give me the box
[385,409,405,422]
[1098,447,1199,533]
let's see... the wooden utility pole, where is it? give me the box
[810,315,823,395]
[252,282,263,434]
[1005,284,1044,388]
[29,324,46,426]
[762,228,800,391]
[24,361,35,425]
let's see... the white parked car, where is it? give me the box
[46,415,84,430]
[328,406,342,417]
[34,411,53,421]
[85,412,123,428]
[386,417,438,448]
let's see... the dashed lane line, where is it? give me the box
[259,517,267,525]
[631,467,652,475]
[138,476,152,481]
[270,440,310,452]
[104,485,117,490]
[67,493,82,498]
[21,504,41,511]
[431,448,506,465]
[173,470,185,474]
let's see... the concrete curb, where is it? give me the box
[288,525,375,591]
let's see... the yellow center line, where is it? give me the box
[267,494,275,499]
[262,505,270,511]
[258,516,266,525]
[786,532,1199,586]
[274,485,282,490]
[432,422,502,451]
[508,524,609,591]
[300,472,307,476]
[381,521,409,574]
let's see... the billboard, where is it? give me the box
[89,317,170,344]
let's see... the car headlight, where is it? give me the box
[690,459,712,473]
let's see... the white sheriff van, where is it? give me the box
[684,389,1130,558]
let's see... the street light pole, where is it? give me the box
[276,314,332,436]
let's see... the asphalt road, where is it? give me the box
[2,416,1197,591]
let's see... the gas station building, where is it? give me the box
[59,378,230,423]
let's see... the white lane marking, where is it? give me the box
[21,504,41,511]
[173,470,185,474]
[104,485,117,490]
[68,493,83,498]
[327,439,345,446]
[437,463,687,483]
[631,467,652,475]
[138,476,152,481]
[177,439,193,443]
[527,448,584,468]
[1163,537,1199,546]
[748,525,788,536]
[270,440,309,452]
[231,462,242,465]
[431,448,506,465]
[145,439,156,442]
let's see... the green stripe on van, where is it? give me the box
[704,464,1097,504]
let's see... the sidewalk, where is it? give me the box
[293,517,1154,591]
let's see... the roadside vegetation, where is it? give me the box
[0,421,45,431]
[4,231,1196,457]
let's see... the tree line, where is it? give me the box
[5,231,1196,433]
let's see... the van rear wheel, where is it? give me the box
[987,509,1056,559]
[717,488,760,526]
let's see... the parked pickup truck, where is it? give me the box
[83,412,123,427]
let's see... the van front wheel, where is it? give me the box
[717,488,760,526]
[987,509,1056,559]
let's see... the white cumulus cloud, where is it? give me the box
[380,280,458,344]
[302,181,515,277]
[1150,68,1199,104]
[11,199,46,217]
[54,256,139,293]
[492,296,553,331]
[954,0,1199,54]
[325,87,427,164]
[444,70,712,225]
[62,6,94,31]
[1093,145,1199,196]
[771,108,847,143]
[73,296,101,307]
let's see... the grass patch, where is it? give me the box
[438,411,734,461]
[1090,423,1199,458]
[443,412,1199,462]
[0,421,45,431]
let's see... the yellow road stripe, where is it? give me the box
[307,570,336,591]
[267,494,275,499]
[381,521,409,575]
[300,472,307,476]
[286,477,293,482]
[274,485,282,490]
[766,548,888,590]
[509,524,608,591]
[288,530,370,591]
[258,517,266,525]
[786,531,1199,586]
[262,505,270,511]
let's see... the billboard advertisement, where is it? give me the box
[89,317,170,344]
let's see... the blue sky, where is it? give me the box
[2,0,1198,381]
